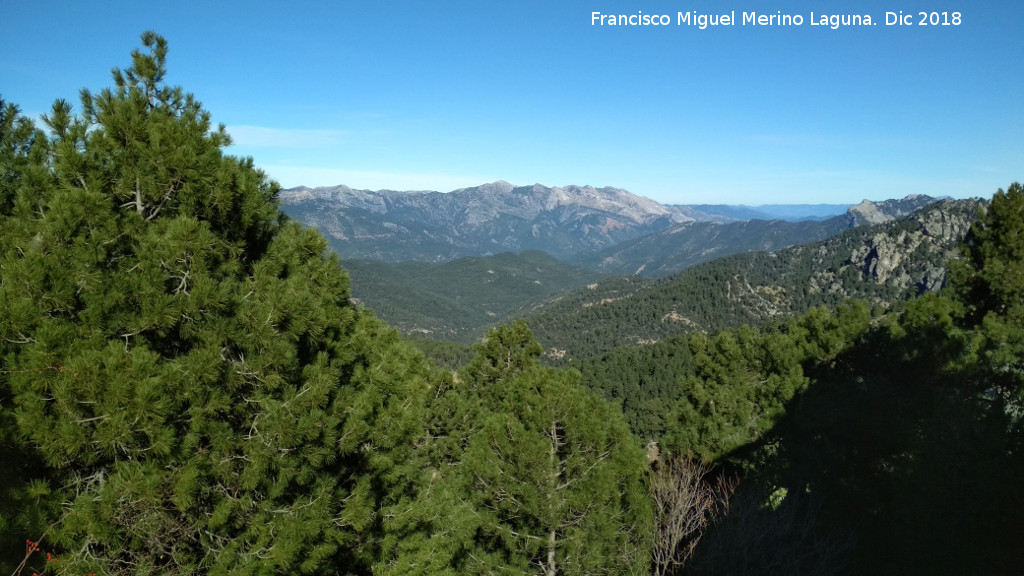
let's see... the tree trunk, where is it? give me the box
[546,528,557,576]
[546,420,561,576]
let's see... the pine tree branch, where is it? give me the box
[134,176,144,215]
[556,450,609,492]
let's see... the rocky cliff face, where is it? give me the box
[807,198,984,300]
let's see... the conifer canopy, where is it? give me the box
[0,31,428,576]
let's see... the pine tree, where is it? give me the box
[379,321,652,576]
[953,183,1024,320]
[0,32,428,575]
[0,96,58,576]
[949,182,1024,417]
[0,98,42,216]
[663,302,871,461]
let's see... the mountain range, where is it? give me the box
[279,181,941,270]
[280,181,686,262]
[278,182,977,345]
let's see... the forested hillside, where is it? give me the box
[2,32,1021,576]
[529,197,983,360]
[676,184,1024,574]
[343,250,602,341]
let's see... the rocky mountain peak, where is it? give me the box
[850,199,887,225]
[847,195,943,226]
[458,180,516,195]
[842,198,984,290]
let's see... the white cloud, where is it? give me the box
[226,125,348,149]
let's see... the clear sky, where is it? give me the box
[2,0,1022,205]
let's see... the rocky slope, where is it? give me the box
[818,197,980,294]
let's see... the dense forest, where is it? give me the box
[2,33,1022,576]
[342,251,603,341]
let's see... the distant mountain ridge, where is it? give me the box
[587,194,950,277]
[280,181,691,261]
[582,217,852,277]
[280,182,945,271]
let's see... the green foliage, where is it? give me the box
[462,319,544,383]
[0,33,429,575]
[953,183,1024,319]
[0,98,45,217]
[407,337,475,371]
[574,336,695,441]
[379,321,652,576]
[0,97,56,571]
[343,251,604,343]
[662,301,872,461]
[950,183,1024,408]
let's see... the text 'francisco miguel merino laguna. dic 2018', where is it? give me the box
[590,11,963,29]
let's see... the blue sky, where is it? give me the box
[2,0,1021,205]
